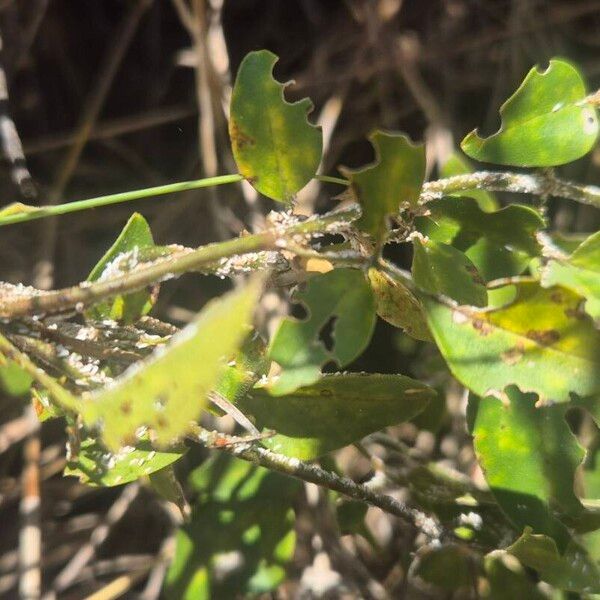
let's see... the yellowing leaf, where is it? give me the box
[422,281,600,403]
[461,60,598,167]
[542,230,600,323]
[82,279,262,449]
[229,50,322,202]
[367,267,432,341]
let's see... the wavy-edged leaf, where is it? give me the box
[461,59,599,167]
[483,551,547,600]
[86,213,156,323]
[367,267,432,341]
[229,50,322,202]
[412,239,487,306]
[415,196,544,281]
[508,529,600,593]
[340,131,425,244]
[237,373,434,459]
[82,279,262,449]
[165,454,299,599]
[422,281,600,403]
[542,230,600,323]
[64,436,186,487]
[469,387,584,550]
[440,152,498,211]
[269,269,376,395]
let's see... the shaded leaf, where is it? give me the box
[367,267,432,341]
[86,213,156,323]
[412,238,487,306]
[508,529,600,593]
[483,551,547,600]
[415,196,544,281]
[413,544,479,591]
[542,230,600,323]
[82,279,262,449]
[164,454,299,599]
[269,269,376,395]
[65,436,185,487]
[440,152,498,211]
[238,373,434,459]
[340,131,425,244]
[461,59,599,167]
[470,387,584,550]
[422,281,600,403]
[229,50,322,202]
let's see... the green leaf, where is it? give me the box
[237,373,434,459]
[164,454,300,599]
[340,131,425,244]
[0,361,32,397]
[415,196,544,281]
[508,529,600,593]
[367,267,433,341]
[440,152,498,211]
[229,50,322,202]
[86,213,156,323]
[542,230,600,323]
[269,269,376,395]
[461,59,599,167]
[64,436,186,487]
[82,279,262,449]
[483,552,548,600]
[414,545,479,591]
[422,281,600,403]
[412,238,487,306]
[469,387,584,550]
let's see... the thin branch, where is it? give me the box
[190,426,443,539]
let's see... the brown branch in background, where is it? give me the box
[35,0,152,290]
[18,405,41,600]
[191,425,443,540]
[44,483,141,600]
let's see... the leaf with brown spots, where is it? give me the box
[81,278,263,450]
[229,50,322,202]
[421,281,600,403]
[367,267,432,342]
[542,230,600,324]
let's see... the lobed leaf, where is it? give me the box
[340,131,425,244]
[237,373,434,459]
[412,238,488,307]
[422,281,600,403]
[542,230,600,323]
[461,59,598,167]
[86,213,156,323]
[229,50,322,202]
[469,387,584,550]
[269,269,376,395]
[164,454,299,599]
[81,279,262,449]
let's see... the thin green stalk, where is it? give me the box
[0,174,245,227]
[316,174,351,186]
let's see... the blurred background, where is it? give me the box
[1,1,600,597]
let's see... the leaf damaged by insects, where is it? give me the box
[269,269,376,395]
[81,278,263,450]
[229,50,322,202]
[422,281,600,403]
